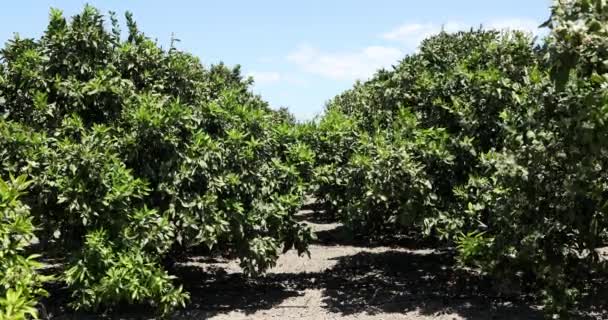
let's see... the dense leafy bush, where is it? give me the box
[0,6,311,315]
[308,110,360,215]
[312,109,452,236]
[458,0,608,316]
[1,1,606,318]
[315,0,608,317]
[314,29,539,238]
[0,175,50,320]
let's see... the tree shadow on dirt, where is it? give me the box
[170,250,547,320]
[577,273,608,319]
[313,223,442,250]
[299,200,326,213]
[296,209,337,225]
[171,265,304,318]
[320,250,544,319]
[43,264,307,319]
[44,249,606,319]
[38,216,608,319]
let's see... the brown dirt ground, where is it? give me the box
[47,206,608,319]
[168,208,539,320]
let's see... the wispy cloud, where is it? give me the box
[381,22,465,48]
[287,44,402,81]
[284,17,542,82]
[486,18,540,33]
[382,18,541,48]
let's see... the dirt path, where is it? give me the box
[48,206,606,319]
[170,208,547,320]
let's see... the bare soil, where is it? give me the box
[45,206,608,319]
[169,208,542,320]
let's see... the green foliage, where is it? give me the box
[314,1,608,318]
[308,110,361,214]
[313,29,538,238]
[463,0,608,317]
[64,229,188,315]
[312,109,452,236]
[0,175,50,320]
[2,1,607,318]
[455,231,493,267]
[0,6,311,315]
[327,29,539,223]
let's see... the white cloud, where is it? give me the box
[287,44,402,81]
[382,18,541,49]
[247,71,281,84]
[381,22,465,48]
[382,23,435,41]
[285,17,542,82]
[486,18,540,34]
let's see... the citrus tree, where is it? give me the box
[0,176,50,320]
[0,6,311,315]
[315,1,608,317]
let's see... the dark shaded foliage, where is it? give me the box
[0,6,312,315]
[312,1,608,317]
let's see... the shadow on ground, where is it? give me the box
[313,224,442,249]
[162,249,548,320]
[172,265,305,318]
[44,248,608,320]
[296,207,336,225]
[42,209,608,319]
[320,250,542,319]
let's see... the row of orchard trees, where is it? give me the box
[1,0,607,319]
[310,0,608,318]
[0,6,314,318]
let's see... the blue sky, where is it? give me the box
[0,1,551,120]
